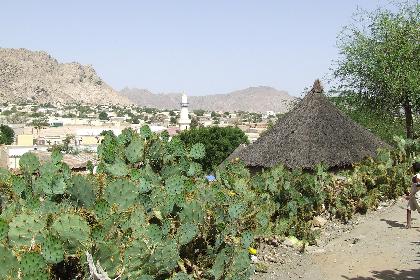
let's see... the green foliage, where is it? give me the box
[0,124,15,145]
[8,213,45,248]
[19,152,40,174]
[0,125,417,279]
[41,234,64,264]
[98,111,109,120]
[177,126,249,172]
[333,2,420,138]
[331,95,408,143]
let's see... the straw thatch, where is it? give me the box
[231,80,390,170]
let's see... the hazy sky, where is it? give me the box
[1,0,393,96]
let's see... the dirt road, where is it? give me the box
[254,198,420,280]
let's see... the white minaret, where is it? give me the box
[178,93,191,131]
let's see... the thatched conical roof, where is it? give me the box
[232,80,389,170]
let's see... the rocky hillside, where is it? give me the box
[120,86,295,113]
[0,48,130,105]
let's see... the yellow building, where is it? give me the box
[80,136,102,145]
[17,135,34,146]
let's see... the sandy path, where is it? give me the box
[254,198,420,280]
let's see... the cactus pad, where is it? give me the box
[69,175,97,208]
[41,234,64,264]
[51,213,90,252]
[8,213,45,248]
[19,252,48,280]
[104,179,139,210]
[125,138,144,164]
[0,218,8,241]
[189,143,205,159]
[19,153,40,174]
[0,245,17,277]
[177,223,198,245]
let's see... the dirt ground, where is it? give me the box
[253,198,420,280]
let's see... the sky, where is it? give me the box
[1,0,394,97]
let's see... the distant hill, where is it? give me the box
[0,48,130,105]
[120,86,295,113]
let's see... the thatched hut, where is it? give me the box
[230,80,389,170]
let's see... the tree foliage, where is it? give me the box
[0,124,15,145]
[176,126,249,172]
[333,2,420,138]
[98,111,109,120]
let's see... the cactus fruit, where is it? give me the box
[41,234,64,264]
[177,223,198,245]
[104,179,139,211]
[125,138,144,164]
[51,214,90,253]
[8,213,45,248]
[68,175,97,208]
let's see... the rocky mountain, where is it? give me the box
[0,48,130,105]
[120,86,295,113]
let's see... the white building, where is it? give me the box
[178,94,191,131]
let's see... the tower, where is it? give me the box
[178,93,191,131]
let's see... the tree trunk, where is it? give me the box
[403,98,414,139]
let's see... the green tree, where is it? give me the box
[331,95,408,143]
[333,2,420,138]
[31,117,49,134]
[170,116,177,125]
[0,124,15,145]
[193,109,205,116]
[98,111,109,120]
[176,126,248,172]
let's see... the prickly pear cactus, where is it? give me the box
[68,175,97,208]
[125,137,145,164]
[51,213,90,253]
[189,143,205,159]
[104,179,139,210]
[93,199,110,221]
[0,218,8,241]
[93,241,123,278]
[8,213,45,248]
[41,234,64,264]
[145,239,179,276]
[106,158,129,177]
[19,152,40,174]
[0,245,18,278]
[177,223,198,245]
[19,252,49,280]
